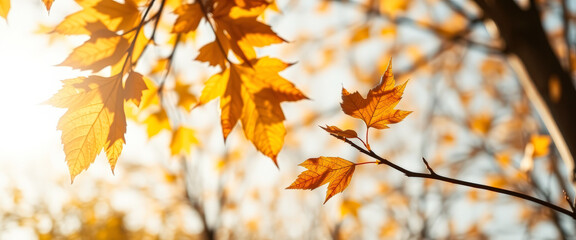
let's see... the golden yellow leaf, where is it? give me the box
[531,134,551,157]
[379,0,409,17]
[350,26,370,43]
[320,125,358,139]
[43,0,54,12]
[196,40,228,69]
[211,1,285,62]
[341,60,411,130]
[170,126,198,156]
[287,157,356,203]
[469,114,492,135]
[59,28,130,72]
[172,3,203,33]
[53,0,140,35]
[198,58,305,163]
[241,88,286,165]
[139,75,160,110]
[340,200,361,218]
[0,0,9,20]
[53,9,103,35]
[124,71,147,107]
[93,0,140,32]
[143,109,171,138]
[198,67,243,139]
[47,74,145,181]
[174,80,197,111]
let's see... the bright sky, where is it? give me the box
[0,3,68,167]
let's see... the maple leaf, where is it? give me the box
[196,40,228,69]
[287,157,356,203]
[174,80,197,111]
[0,0,9,20]
[170,126,198,156]
[124,71,148,106]
[198,67,243,139]
[47,73,146,182]
[198,57,306,164]
[320,125,358,139]
[172,3,203,33]
[341,60,411,146]
[58,26,130,72]
[208,0,285,63]
[143,109,171,138]
[52,0,140,35]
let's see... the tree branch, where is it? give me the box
[331,133,576,219]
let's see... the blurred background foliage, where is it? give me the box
[1,0,576,239]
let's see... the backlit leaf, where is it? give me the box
[58,29,130,72]
[287,157,356,203]
[172,3,203,33]
[198,57,305,163]
[0,0,9,20]
[47,74,145,181]
[341,60,411,130]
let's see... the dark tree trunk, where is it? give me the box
[473,0,576,181]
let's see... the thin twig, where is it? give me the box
[330,133,576,219]
[422,158,437,175]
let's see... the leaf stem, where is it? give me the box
[329,133,576,219]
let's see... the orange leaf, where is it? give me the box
[196,40,228,69]
[341,60,411,130]
[320,125,358,139]
[530,134,551,157]
[197,57,306,164]
[47,74,145,182]
[43,0,55,12]
[287,157,356,203]
[124,71,148,107]
[172,3,203,33]
[58,28,130,72]
[53,0,140,35]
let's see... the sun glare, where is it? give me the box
[0,17,70,161]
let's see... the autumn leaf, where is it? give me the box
[0,0,9,20]
[341,60,411,140]
[172,3,203,33]
[320,125,358,139]
[47,73,146,182]
[53,0,140,35]
[143,109,171,138]
[198,57,306,165]
[174,80,197,111]
[58,26,130,72]
[124,71,148,107]
[210,0,286,63]
[170,126,198,156]
[287,157,356,203]
[530,134,551,157]
[43,0,55,12]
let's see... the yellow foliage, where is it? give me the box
[530,134,551,157]
[170,126,198,156]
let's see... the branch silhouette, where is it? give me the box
[330,133,576,219]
